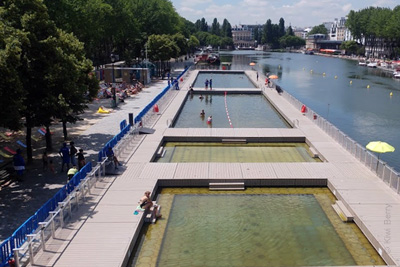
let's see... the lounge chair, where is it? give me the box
[31,135,41,142]
[17,140,27,148]
[40,128,54,135]
[38,129,46,136]
[0,150,13,158]
[0,133,11,141]
[3,147,17,155]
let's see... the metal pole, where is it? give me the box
[27,235,35,265]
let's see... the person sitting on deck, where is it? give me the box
[106,147,121,169]
[139,191,162,219]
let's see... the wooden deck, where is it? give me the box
[31,69,400,266]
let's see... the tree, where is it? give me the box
[211,18,220,36]
[147,34,179,61]
[287,26,294,36]
[279,35,305,49]
[278,18,285,37]
[1,0,98,161]
[308,24,328,35]
[340,40,359,55]
[0,18,26,131]
[172,33,188,56]
[200,17,208,32]
[262,19,273,44]
[188,35,200,54]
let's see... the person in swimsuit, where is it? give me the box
[139,191,161,218]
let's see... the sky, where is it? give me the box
[169,0,398,28]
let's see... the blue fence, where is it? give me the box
[0,67,189,267]
[0,162,92,267]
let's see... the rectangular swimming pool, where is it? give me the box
[193,71,256,88]
[154,142,320,163]
[173,93,290,128]
[129,188,385,267]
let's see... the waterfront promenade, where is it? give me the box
[29,69,400,266]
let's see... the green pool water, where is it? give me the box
[154,142,320,163]
[193,72,256,88]
[173,93,290,128]
[129,188,385,267]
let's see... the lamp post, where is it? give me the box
[110,53,116,84]
[110,53,118,108]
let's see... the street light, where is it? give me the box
[110,53,119,108]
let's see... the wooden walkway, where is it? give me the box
[31,70,400,266]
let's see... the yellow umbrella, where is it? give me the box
[249,62,256,66]
[269,74,278,79]
[366,141,395,172]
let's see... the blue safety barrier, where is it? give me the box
[0,162,92,267]
[0,67,189,267]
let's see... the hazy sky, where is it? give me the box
[169,0,398,28]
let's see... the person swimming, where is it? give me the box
[200,109,205,116]
[199,94,204,100]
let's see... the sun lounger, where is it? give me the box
[38,129,46,136]
[31,135,41,142]
[0,133,11,140]
[0,150,13,158]
[4,147,17,155]
[40,128,54,135]
[17,140,27,148]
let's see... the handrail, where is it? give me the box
[279,89,400,194]
[0,67,190,267]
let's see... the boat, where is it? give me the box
[358,61,367,66]
[394,71,400,79]
[367,62,377,68]
[194,51,220,65]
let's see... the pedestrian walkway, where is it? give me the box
[28,69,400,267]
[0,74,180,242]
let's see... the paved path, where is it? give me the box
[0,73,183,241]
[27,69,400,267]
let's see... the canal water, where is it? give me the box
[221,51,400,172]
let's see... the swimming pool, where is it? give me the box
[154,142,320,163]
[173,93,290,128]
[192,71,256,88]
[129,188,385,267]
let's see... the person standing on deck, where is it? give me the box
[209,79,213,90]
[205,79,209,89]
[59,143,70,172]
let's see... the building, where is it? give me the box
[231,24,262,49]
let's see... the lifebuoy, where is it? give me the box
[153,104,159,113]
[301,105,307,113]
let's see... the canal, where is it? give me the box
[220,51,400,172]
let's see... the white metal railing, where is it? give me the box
[280,89,400,194]
[12,161,108,267]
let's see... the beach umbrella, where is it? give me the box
[366,141,395,172]
[249,62,256,66]
[269,74,278,79]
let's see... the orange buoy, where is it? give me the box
[153,104,159,112]
[301,105,307,113]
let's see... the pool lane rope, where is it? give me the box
[224,91,233,128]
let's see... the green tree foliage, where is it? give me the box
[0,17,26,131]
[346,6,400,58]
[172,33,188,56]
[279,18,285,37]
[308,24,328,35]
[188,35,200,53]
[211,18,220,36]
[0,0,98,160]
[279,35,305,48]
[45,0,182,65]
[221,19,232,37]
[147,34,179,61]
[287,26,294,36]
[340,40,360,55]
